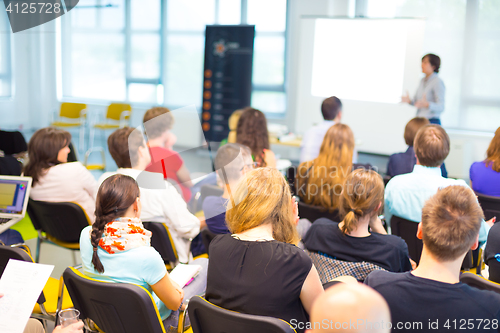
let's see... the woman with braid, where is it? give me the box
[80,174,206,332]
[303,169,413,275]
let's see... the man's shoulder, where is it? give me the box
[365,270,407,289]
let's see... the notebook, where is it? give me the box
[169,263,202,287]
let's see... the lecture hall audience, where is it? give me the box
[24,127,97,221]
[385,124,492,243]
[99,127,202,264]
[206,167,324,333]
[235,107,277,168]
[80,174,206,332]
[366,186,500,331]
[304,169,413,275]
[470,126,500,197]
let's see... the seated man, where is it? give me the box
[305,283,390,333]
[385,124,491,242]
[143,107,193,202]
[202,143,253,234]
[300,96,343,163]
[99,127,201,263]
[387,117,447,178]
[366,186,500,331]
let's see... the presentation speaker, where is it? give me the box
[402,54,445,125]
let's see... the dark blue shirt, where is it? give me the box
[202,196,230,234]
[365,270,500,332]
[470,161,500,197]
[387,146,447,178]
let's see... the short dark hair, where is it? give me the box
[404,117,430,146]
[321,97,342,120]
[215,143,251,185]
[423,54,441,73]
[108,127,145,168]
[414,125,450,167]
[422,186,483,261]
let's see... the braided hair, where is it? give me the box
[91,174,140,273]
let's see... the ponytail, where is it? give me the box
[91,174,141,273]
[341,209,364,234]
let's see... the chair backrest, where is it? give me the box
[487,256,500,285]
[306,250,386,283]
[60,102,87,119]
[298,201,341,223]
[0,130,27,155]
[476,192,500,221]
[106,103,132,121]
[27,199,90,243]
[460,272,500,294]
[188,296,296,333]
[390,215,423,264]
[200,228,217,255]
[142,222,178,264]
[67,142,78,163]
[63,267,166,333]
[0,245,46,304]
[286,166,296,194]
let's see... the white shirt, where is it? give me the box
[98,168,200,263]
[300,120,336,163]
[29,162,98,222]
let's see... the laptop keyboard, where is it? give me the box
[0,218,13,224]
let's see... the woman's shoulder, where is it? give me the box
[50,161,87,173]
[371,233,408,250]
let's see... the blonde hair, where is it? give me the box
[297,123,355,211]
[226,168,300,244]
[339,169,384,234]
[485,127,500,172]
[421,186,484,261]
[227,110,243,144]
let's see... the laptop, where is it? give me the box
[0,175,32,234]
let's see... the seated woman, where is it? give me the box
[303,169,413,275]
[206,168,323,332]
[236,107,276,168]
[24,127,97,221]
[296,123,370,215]
[80,174,207,331]
[470,127,500,196]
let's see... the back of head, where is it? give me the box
[413,124,450,167]
[236,107,270,166]
[91,174,140,273]
[423,53,441,73]
[404,117,430,146]
[226,167,299,244]
[486,127,500,172]
[23,127,72,185]
[421,185,484,261]
[214,143,251,185]
[321,96,342,121]
[309,283,390,333]
[298,123,355,211]
[339,169,384,234]
[143,107,174,140]
[108,127,145,168]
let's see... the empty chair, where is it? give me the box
[63,266,169,333]
[51,102,87,151]
[27,199,91,263]
[188,295,296,333]
[89,103,132,149]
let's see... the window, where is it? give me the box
[60,0,288,114]
[366,0,500,132]
[0,8,12,97]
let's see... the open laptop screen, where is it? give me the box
[0,178,30,215]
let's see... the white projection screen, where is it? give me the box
[294,18,426,155]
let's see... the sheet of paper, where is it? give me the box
[169,263,202,287]
[0,259,54,333]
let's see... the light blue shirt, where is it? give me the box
[385,165,489,242]
[79,226,171,319]
[412,72,445,119]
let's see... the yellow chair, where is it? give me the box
[89,103,132,149]
[51,102,87,152]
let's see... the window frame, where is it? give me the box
[0,9,13,99]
